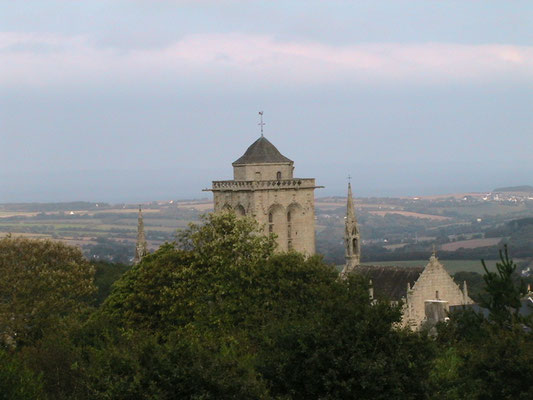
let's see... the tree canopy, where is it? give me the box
[3,214,531,399]
[0,236,96,348]
[91,213,434,399]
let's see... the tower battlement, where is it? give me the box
[208,178,320,191]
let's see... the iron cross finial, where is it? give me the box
[258,111,265,137]
[347,174,352,182]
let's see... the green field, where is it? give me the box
[363,259,499,274]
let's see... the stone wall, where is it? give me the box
[233,163,294,181]
[213,182,317,255]
[404,255,472,329]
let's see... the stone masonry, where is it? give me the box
[403,253,473,329]
[342,185,473,330]
[207,136,322,255]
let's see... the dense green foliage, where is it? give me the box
[1,215,532,399]
[96,214,434,398]
[0,236,96,348]
[92,261,130,304]
[432,248,533,399]
[0,349,44,400]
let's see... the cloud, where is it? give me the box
[1,32,532,88]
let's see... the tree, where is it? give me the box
[0,349,44,400]
[480,244,528,328]
[256,273,434,400]
[0,236,96,348]
[95,213,435,399]
[102,213,277,334]
[432,246,533,399]
[92,261,130,305]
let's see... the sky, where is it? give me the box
[1,0,532,203]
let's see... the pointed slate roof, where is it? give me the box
[356,265,424,301]
[233,136,293,165]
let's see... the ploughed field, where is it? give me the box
[2,191,533,267]
[0,201,210,253]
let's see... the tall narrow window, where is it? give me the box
[287,211,292,249]
[268,212,273,233]
[277,171,282,180]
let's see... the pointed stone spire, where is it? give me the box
[347,181,356,220]
[341,182,361,276]
[133,205,148,265]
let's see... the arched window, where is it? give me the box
[352,238,357,250]
[276,171,282,180]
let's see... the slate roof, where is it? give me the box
[233,136,293,165]
[357,265,424,301]
[450,297,532,318]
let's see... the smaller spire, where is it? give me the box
[341,180,360,276]
[346,181,355,219]
[133,205,148,265]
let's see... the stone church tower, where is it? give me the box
[341,182,361,275]
[207,135,322,254]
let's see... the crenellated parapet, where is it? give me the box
[207,178,321,192]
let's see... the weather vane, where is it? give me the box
[258,111,265,137]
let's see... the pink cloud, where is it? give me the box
[1,32,532,88]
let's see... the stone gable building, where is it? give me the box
[402,253,473,329]
[341,183,473,330]
[207,136,322,254]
